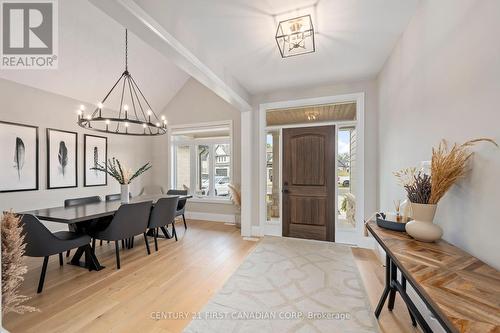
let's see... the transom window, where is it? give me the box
[171,122,232,200]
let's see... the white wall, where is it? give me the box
[377,0,500,269]
[251,79,379,227]
[0,78,154,229]
[151,78,241,218]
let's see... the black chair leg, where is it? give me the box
[154,228,158,251]
[172,222,178,241]
[130,237,134,248]
[100,240,103,246]
[92,238,96,250]
[182,214,187,229]
[37,256,49,293]
[115,241,121,269]
[143,232,151,255]
[59,253,63,266]
[66,250,70,257]
[121,239,125,249]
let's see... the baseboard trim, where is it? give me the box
[184,211,235,223]
[251,226,263,237]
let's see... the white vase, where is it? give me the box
[405,203,442,242]
[121,184,130,203]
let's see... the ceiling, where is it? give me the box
[266,102,356,126]
[134,0,420,95]
[0,0,189,112]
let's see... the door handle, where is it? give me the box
[282,189,289,193]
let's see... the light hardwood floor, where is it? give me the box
[3,221,417,333]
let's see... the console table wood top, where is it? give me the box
[366,221,500,333]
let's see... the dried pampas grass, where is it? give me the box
[228,184,241,208]
[1,212,37,314]
[429,138,498,204]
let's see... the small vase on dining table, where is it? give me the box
[121,184,130,204]
[405,202,442,242]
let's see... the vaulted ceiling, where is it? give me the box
[0,0,189,112]
[133,0,419,94]
[0,0,420,111]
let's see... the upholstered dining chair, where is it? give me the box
[64,196,101,207]
[147,196,179,251]
[139,185,165,196]
[105,193,132,201]
[90,201,152,269]
[21,214,92,293]
[166,189,188,229]
[64,196,102,257]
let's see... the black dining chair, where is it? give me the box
[105,193,132,201]
[21,214,92,293]
[147,197,179,251]
[90,201,152,269]
[64,196,102,257]
[166,189,188,229]
[64,196,101,207]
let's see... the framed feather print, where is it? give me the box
[0,121,39,193]
[84,134,107,187]
[47,129,77,189]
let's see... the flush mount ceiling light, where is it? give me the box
[77,29,166,136]
[306,111,319,121]
[275,14,315,58]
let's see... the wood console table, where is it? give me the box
[366,221,500,333]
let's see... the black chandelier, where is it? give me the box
[77,29,167,136]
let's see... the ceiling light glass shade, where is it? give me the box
[275,14,315,58]
[77,30,166,136]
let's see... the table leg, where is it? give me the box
[388,259,397,311]
[147,227,172,239]
[402,276,417,326]
[69,244,104,271]
[375,254,391,318]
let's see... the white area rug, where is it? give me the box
[184,236,378,333]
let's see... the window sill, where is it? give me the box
[187,197,234,205]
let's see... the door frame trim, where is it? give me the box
[258,93,365,245]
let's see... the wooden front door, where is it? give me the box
[282,126,335,241]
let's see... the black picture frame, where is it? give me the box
[0,120,39,193]
[84,134,108,187]
[47,128,78,189]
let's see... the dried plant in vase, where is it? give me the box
[404,173,432,204]
[429,138,498,204]
[92,157,152,203]
[228,184,241,228]
[1,212,37,315]
[393,167,420,187]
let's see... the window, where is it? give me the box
[337,127,356,229]
[171,122,232,200]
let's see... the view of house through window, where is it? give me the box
[338,127,356,229]
[266,130,280,222]
[175,145,191,190]
[171,123,232,200]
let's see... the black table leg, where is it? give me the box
[69,244,104,271]
[147,226,172,239]
[402,276,417,326]
[375,254,391,318]
[388,258,397,311]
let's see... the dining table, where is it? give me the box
[18,194,192,271]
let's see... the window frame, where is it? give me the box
[169,121,233,203]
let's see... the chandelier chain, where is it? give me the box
[125,29,128,71]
